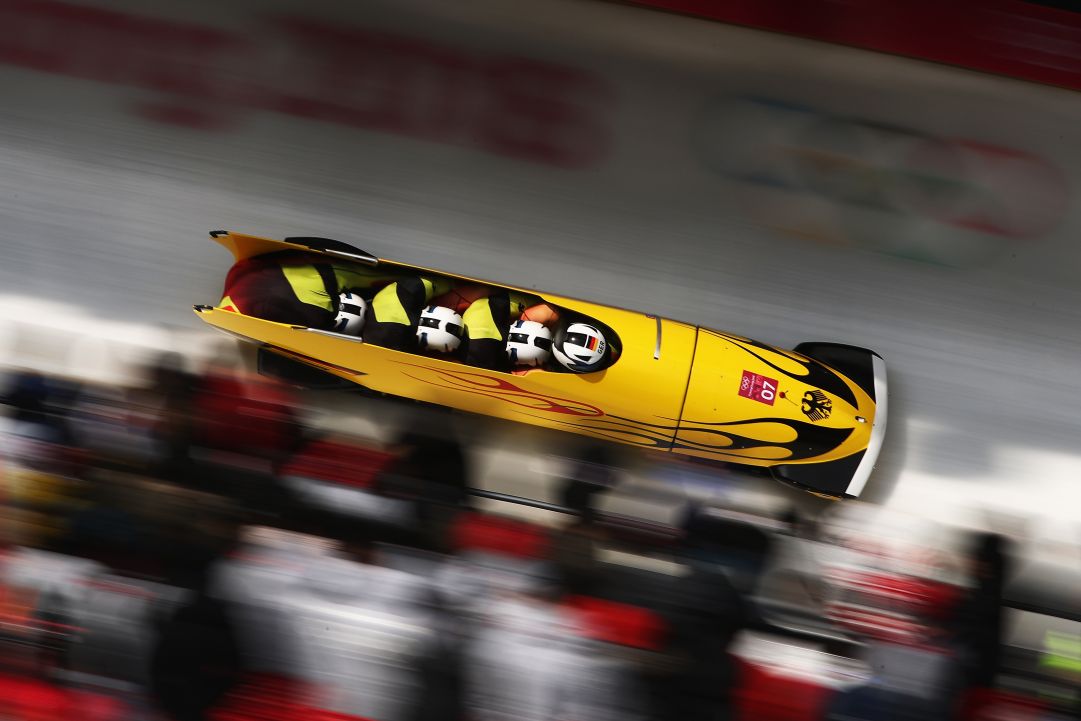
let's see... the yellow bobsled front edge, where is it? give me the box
[843,354,888,498]
[209,231,314,263]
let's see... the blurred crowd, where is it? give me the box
[0,356,1078,721]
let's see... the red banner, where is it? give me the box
[627,0,1081,91]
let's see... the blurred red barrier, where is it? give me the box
[732,660,834,721]
[451,512,550,559]
[563,596,667,650]
[824,568,964,645]
[960,688,1050,721]
[278,440,395,489]
[0,0,612,168]
[0,675,130,721]
[192,373,299,457]
[629,0,1081,91]
[210,674,365,721]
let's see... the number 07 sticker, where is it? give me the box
[738,370,778,405]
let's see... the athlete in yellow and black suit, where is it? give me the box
[432,286,559,371]
[218,251,396,329]
[364,276,455,351]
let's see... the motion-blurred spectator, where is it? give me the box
[134,352,306,528]
[552,519,606,599]
[466,592,650,721]
[1,372,84,551]
[820,513,968,721]
[205,518,450,721]
[956,532,1011,690]
[60,475,139,567]
[753,507,832,637]
[149,496,248,721]
[188,365,303,467]
[626,505,767,721]
[558,443,621,525]
[451,513,648,721]
[0,370,76,446]
[548,444,623,600]
[664,555,752,721]
[378,424,471,552]
[66,383,160,471]
[150,581,243,721]
[139,353,199,485]
[680,504,774,595]
[824,641,964,721]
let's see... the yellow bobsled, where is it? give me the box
[194,232,887,498]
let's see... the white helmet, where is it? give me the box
[334,292,367,335]
[552,323,608,373]
[506,320,552,367]
[417,305,463,353]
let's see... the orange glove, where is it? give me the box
[431,284,492,314]
[520,303,559,327]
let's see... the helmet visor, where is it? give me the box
[509,332,552,351]
[420,316,463,337]
[339,302,363,316]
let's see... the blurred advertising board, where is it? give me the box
[627,0,1081,92]
[0,0,1076,294]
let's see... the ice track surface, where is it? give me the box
[0,0,1079,551]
